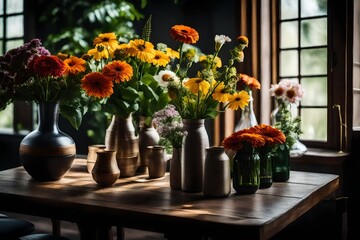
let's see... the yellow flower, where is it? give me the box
[212,82,230,103]
[87,44,109,61]
[125,39,155,63]
[184,78,211,95]
[151,50,170,67]
[166,47,179,59]
[227,90,250,110]
[93,32,119,51]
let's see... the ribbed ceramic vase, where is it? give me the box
[105,114,139,177]
[138,118,160,174]
[181,119,209,193]
[203,146,231,198]
[19,102,76,182]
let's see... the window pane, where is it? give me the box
[0,0,3,15]
[301,18,327,47]
[301,0,327,18]
[6,0,23,14]
[0,104,13,129]
[6,15,24,38]
[0,40,3,55]
[301,108,327,141]
[280,50,299,76]
[301,77,327,106]
[0,17,3,38]
[280,21,298,48]
[300,48,327,75]
[6,39,23,51]
[281,0,298,20]
[353,93,360,127]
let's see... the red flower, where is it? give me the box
[29,55,65,78]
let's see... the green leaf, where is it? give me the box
[141,84,159,101]
[60,105,83,130]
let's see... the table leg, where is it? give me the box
[51,218,61,236]
[77,222,113,240]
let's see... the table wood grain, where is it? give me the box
[0,158,339,240]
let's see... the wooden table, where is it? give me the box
[0,158,339,240]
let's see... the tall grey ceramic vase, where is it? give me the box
[181,119,209,193]
[105,114,139,177]
[19,102,76,182]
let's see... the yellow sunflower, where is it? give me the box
[184,78,211,95]
[81,72,114,99]
[93,32,119,51]
[227,90,250,110]
[87,44,109,61]
[125,39,155,63]
[166,47,179,59]
[212,82,230,103]
[102,60,133,83]
[151,50,170,67]
[63,56,86,75]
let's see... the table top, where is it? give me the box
[0,158,339,240]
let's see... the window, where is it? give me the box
[278,0,328,142]
[0,0,27,131]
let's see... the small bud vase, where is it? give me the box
[92,150,120,187]
[203,146,231,198]
[147,145,166,179]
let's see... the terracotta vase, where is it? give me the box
[138,118,160,174]
[147,145,167,178]
[19,102,76,182]
[203,146,231,197]
[87,144,106,173]
[170,147,182,190]
[105,114,139,177]
[181,119,209,193]
[92,150,120,187]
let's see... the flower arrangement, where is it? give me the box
[81,18,176,125]
[165,24,258,119]
[270,79,305,148]
[152,104,186,149]
[0,39,92,129]
[222,124,286,153]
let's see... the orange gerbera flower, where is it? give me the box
[125,39,155,63]
[63,56,86,75]
[253,124,286,147]
[222,132,266,151]
[151,50,170,67]
[81,72,113,99]
[102,60,133,83]
[170,25,199,44]
[239,73,261,90]
[93,32,119,51]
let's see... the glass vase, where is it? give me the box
[272,144,290,182]
[234,90,258,132]
[258,149,273,188]
[232,149,260,194]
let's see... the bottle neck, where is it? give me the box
[37,101,60,132]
